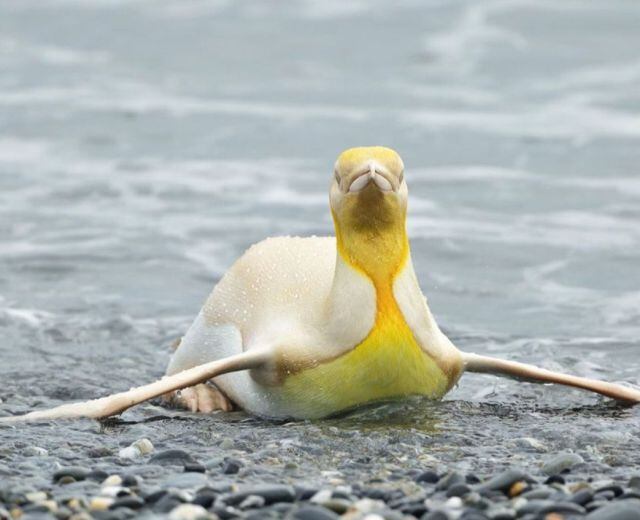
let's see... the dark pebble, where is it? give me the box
[596,485,624,498]
[544,475,566,485]
[93,510,136,520]
[447,483,472,498]
[360,488,390,501]
[222,458,243,475]
[421,511,450,520]
[143,489,167,504]
[416,470,440,484]
[290,505,340,520]
[539,502,586,514]
[585,499,640,519]
[460,512,489,520]
[212,505,245,519]
[517,499,556,515]
[436,471,465,491]
[491,512,515,520]
[193,490,217,508]
[53,467,90,483]
[149,449,195,465]
[466,474,481,485]
[595,490,617,502]
[400,503,428,516]
[223,485,296,506]
[152,495,183,513]
[109,497,145,510]
[477,468,535,494]
[330,489,351,500]
[22,503,50,514]
[295,486,319,501]
[587,501,609,513]
[87,469,109,482]
[571,489,595,505]
[620,490,640,500]
[121,474,139,488]
[184,462,206,473]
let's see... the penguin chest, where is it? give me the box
[279,312,450,417]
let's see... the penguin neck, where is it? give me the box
[332,213,410,313]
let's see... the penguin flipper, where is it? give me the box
[0,348,270,423]
[461,352,640,403]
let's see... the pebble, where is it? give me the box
[149,449,196,465]
[168,503,211,520]
[416,470,440,484]
[542,452,585,475]
[6,459,640,520]
[118,438,154,459]
[102,475,123,487]
[477,468,534,494]
[239,495,265,509]
[184,462,206,473]
[291,505,340,519]
[53,467,90,483]
[89,497,114,511]
[446,483,471,497]
[585,499,640,519]
[436,471,465,491]
[221,458,243,475]
[224,485,296,506]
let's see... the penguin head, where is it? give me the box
[330,146,408,233]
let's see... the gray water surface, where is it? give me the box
[1,0,639,489]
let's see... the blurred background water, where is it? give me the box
[1,0,639,483]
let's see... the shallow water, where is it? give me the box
[1,0,639,490]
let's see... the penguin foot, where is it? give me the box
[164,383,235,413]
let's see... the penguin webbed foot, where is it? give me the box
[164,383,235,413]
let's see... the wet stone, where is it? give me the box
[477,469,534,494]
[416,470,440,484]
[221,458,243,475]
[538,501,586,514]
[149,449,196,465]
[239,495,265,509]
[544,475,566,485]
[629,476,640,490]
[223,485,296,506]
[109,497,145,510]
[53,467,90,483]
[290,505,340,520]
[168,503,210,520]
[594,490,616,502]
[422,511,451,520]
[595,484,624,497]
[184,462,206,473]
[446,484,471,498]
[585,499,640,519]
[571,488,595,505]
[192,490,217,509]
[542,453,585,476]
[436,471,465,491]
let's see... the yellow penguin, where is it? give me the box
[2,147,639,423]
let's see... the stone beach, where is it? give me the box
[2,400,640,519]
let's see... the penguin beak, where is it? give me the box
[347,162,397,193]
